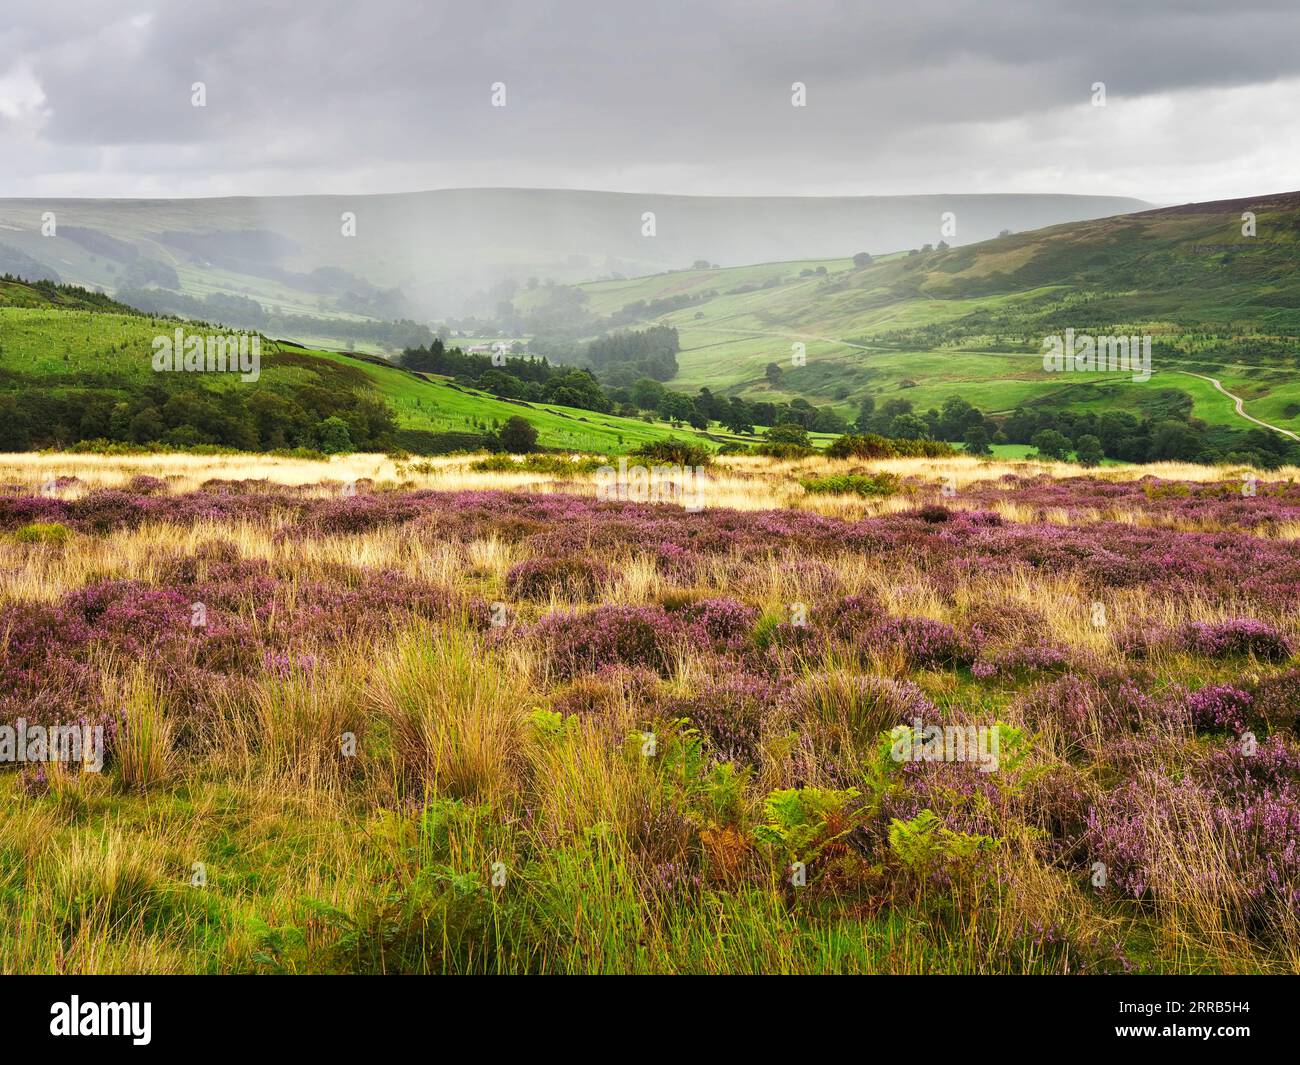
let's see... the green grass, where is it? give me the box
[0,286,748,455]
[537,194,1300,435]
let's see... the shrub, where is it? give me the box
[676,671,777,763]
[1182,619,1291,663]
[534,605,685,678]
[828,433,956,459]
[870,616,971,669]
[629,440,713,467]
[677,597,760,650]
[1186,684,1253,732]
[1255,669,1300,730]
[395,428,499,455]
[505,556,607,601]
[499,416,540,454]
[800,473,899,497]
[473,453,604,474]
[826,433,894,459]
[752,441,816,459]
[12,521,72,544]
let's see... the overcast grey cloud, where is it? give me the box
[1,0,1298,201]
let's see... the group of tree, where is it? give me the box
[399,330,847,436]
[842,392,1300,468]
[999,405,1300,468]
[581,325,680,384]
[849,394,985,444]
[0,374,397,454]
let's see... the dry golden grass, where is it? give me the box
[2,449,1293,516]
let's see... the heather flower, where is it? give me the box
[127,475,168,495]
[869,616,971,669]
[674,670,778,763]
[817,594,884,643]
[1186,684,1252,733]
[505,555,607,601]
[678,597,760,651]
[1253,668,1300,731]
[988,640,1071,676]
[1182,619,1291,663]
[1013,671,1187,760]
[534,605,686,678]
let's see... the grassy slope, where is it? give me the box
[547,192,1300,433]
[0,280,734,455]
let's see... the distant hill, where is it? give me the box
[513,191,1300,438]
[0,188,1149,331]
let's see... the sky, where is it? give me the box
[2,0,1299,204]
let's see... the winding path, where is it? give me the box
[1172,370,1300,441]
[682,321,1300,443]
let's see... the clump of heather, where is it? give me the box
[1083,773,1169,899]
[1014,671,1187,760]
[869,616,971,669]
[750,614,824,670]
[816,593,884,642]
[1182,618,1292,663]
[1254,668,1300,731]
[915,504,951,523]
[976,639,1071,679]
[1196,734,1300,800]
[1186,684,1253,733]
[127,474,168,495]
[1089,737,1300,927]
[674,670,779,763]
[505,555,607,601]
[676,597,760,652]
[65,489,161,533]
[534,605,685,678]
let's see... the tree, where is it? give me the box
[631,377,666,411]
[852,252,873,268]
[937,395,980,441]
[1031,428,1072,461]
[855,395,876,432]
[765,362,783,385]
[1149,419,1201,461]
[499,415,539,454]
[767,422,811,447]
[0,395,31,450]
[964,425,992,456]
[477,369,522,398]
[316,416,354,454]
[889,413,930,440]
[723,397,754,434]
[1075,434,1104,467]
[810,408,849,434]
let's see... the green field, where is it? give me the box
[0,282,748,455]
[529,193,1300,437]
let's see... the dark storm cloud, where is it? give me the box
[1,0,1298,198]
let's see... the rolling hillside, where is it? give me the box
[0,278,732,455]
[0,189,1147,341]
[531,191,1300,436]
